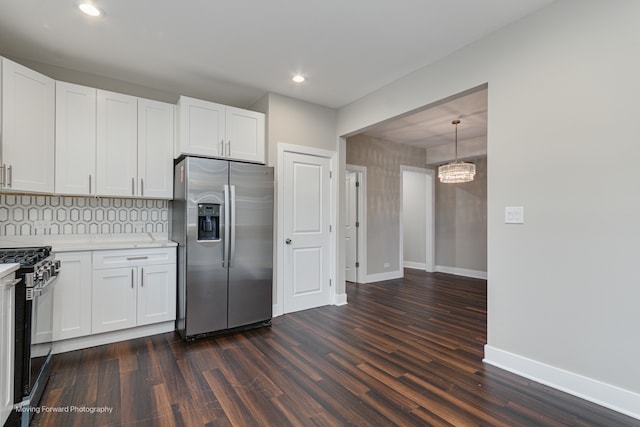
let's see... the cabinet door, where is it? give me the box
[53,252,92,341]
[96,90,138,197]
[226,106,265,163]
[55,82,97,196]
[1,57,55,193]
[138,98,174,198]
[92,267,137,333]
[137,264,176,326]
[177,96,225,158]
[0,277,15,426]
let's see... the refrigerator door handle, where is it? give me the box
[229,184,236,267]
[223,184,230,268]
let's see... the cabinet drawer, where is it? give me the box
[93,248,176,269]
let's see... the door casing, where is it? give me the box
[275,143,338,317]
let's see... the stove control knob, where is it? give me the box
[53,260,61,275]
[37,267,50,283]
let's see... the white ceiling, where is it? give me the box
[0,0,555,109]
[362,86,488,150]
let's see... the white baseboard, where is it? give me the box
[52,321,175,354]
[366,270,403,283]
[484,345,640,421]
[333,293,348,306]
[435,265,487,280]
[404,261,426,270]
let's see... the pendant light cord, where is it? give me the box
[452,119,460,162]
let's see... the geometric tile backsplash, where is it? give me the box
[0,194,168,236]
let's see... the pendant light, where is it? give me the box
[438,119,476,183]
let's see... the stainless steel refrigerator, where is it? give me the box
[171,156,273,339]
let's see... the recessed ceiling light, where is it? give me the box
[292,75,305,83]
[79,3,101,17]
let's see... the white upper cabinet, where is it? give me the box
[1,57,55,193]
[177,96,225,158]
[177,95,265,163]
[57,87,174,199]
[96,90,138,197]
[55,81,97,196]
[138,99,174,199]
[226,106,266,163]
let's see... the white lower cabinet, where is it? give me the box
[1,270,17,426]
[137,263,177,326]
[92,267,138,334]
[53,252,92,340]
[91,248,176,334]
[50,247,176,350]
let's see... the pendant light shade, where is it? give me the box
[438,119,476,184]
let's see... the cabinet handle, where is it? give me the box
[132,178,135,196]
[131,269,134,288]
[89,174,92,194]
[0,164,5,187]
[220,139,224,156]
[7,165,12,188]
[141,268,144,287]
[127,256,149,260]
[140,178,144,196]
[226,141,231,157]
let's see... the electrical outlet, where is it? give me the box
[384,262,390,268]
[33,220,51,229]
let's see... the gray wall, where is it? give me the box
[337,0,640,405]
[263,93,337,166]
[402,169,428,266]
[435,156,487,273]
[346,134,427,277]
[256,93,339,304]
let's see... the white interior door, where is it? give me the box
[283,151,331,313]
[345,172,358,282]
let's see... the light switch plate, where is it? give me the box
[505,206,524,224]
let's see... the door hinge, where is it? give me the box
[329,279,332,287]
[355,262,360,268]
[329,171,332,179]
[355,221,360,228]
[355,181,360,187]
[329,225,332,232]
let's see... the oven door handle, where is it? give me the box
[32,277,57,298]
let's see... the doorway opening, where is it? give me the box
[401,166,435,273]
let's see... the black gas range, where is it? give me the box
[0,246,60,427]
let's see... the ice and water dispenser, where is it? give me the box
[197,203,220,241]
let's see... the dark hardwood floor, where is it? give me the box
[33,270,638,426]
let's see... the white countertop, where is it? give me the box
[0,233,177,252]
[0,263,20,279]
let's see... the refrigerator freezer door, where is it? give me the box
[227,162,274,328]
[184,157,229,336]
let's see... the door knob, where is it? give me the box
[285,238,292,245]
